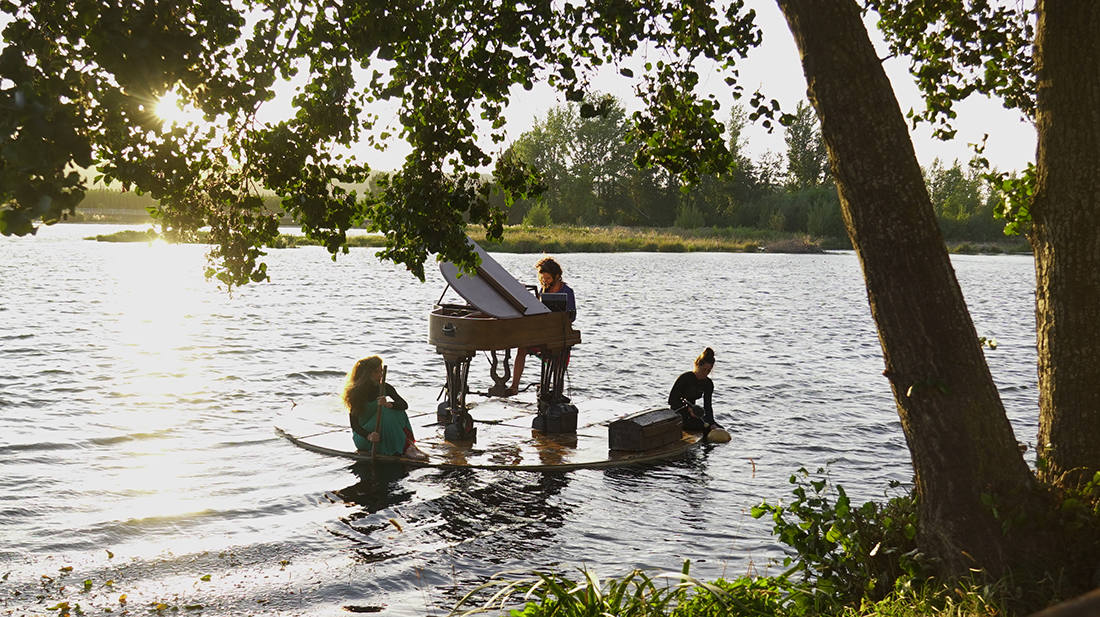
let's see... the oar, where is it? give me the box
[669,401,700,438]
[679,397,714,441]
[372,366,388,460]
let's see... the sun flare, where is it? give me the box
[153,90,205,127]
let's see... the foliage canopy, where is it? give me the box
[1,0,765,285]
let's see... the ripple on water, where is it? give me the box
[0,440,84,454]
[0,234,1042,616]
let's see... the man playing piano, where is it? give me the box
[508,256,576,395]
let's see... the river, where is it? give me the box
[0,224,1038,615]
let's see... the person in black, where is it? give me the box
[668,347,718,431]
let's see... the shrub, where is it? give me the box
[90,229,159,243]
[674,204,706,229]
[750,468,925,611]
[523,202,553,227]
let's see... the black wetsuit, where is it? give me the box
[668,371,715,429]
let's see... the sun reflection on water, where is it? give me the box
[81,240,232,535]
[99,241,216,399]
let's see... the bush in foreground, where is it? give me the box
[450,468,1097,617]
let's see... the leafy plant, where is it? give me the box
[751,468,925,610]
[988,163,1036,237]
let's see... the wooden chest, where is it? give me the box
[608,408,683,452]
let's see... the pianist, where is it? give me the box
[508,256,577,395]
[343,356,429,460]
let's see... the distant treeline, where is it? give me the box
[71,189,286,223]
[71,96,1026,253]
[500,97,1024,250]
[69,188,156,218]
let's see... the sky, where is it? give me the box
[737,2,1036,173]
[360,0,1028,181]
[253,2,1035,176]
[467,1,1037,177]
[2,2,1036,177]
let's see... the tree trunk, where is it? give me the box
[1032,1,1100,489]
[776,0,1036,578]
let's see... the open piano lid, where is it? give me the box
[439,238,550,319]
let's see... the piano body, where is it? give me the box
[429,239,581,443]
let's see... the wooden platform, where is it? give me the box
[275,398,706,471]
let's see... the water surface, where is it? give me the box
[0,224,1038,615]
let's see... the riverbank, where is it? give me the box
[83,223,1030,255]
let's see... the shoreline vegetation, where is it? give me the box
[82,223,1030,256]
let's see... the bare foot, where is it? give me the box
[403,445,429,461]
[507,384,519,396]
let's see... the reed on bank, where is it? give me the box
[468,225,833,253]
[88,223,1031,254]
[86,224,838,254]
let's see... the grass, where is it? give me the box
[836,581,1008,617]
[470,225,823,253]
[449,563,1021,617]
[451,562,739,617]
[945,239,1031,254]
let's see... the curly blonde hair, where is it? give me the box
[343,356,382,411]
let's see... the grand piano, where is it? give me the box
[428,239,581,443]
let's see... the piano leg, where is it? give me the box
[533,347,578,434]
[441,351,477,443]
[486,349,513,398]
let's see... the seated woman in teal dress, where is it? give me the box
[343,356,428,460]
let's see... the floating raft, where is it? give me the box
[275,398,706,471]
